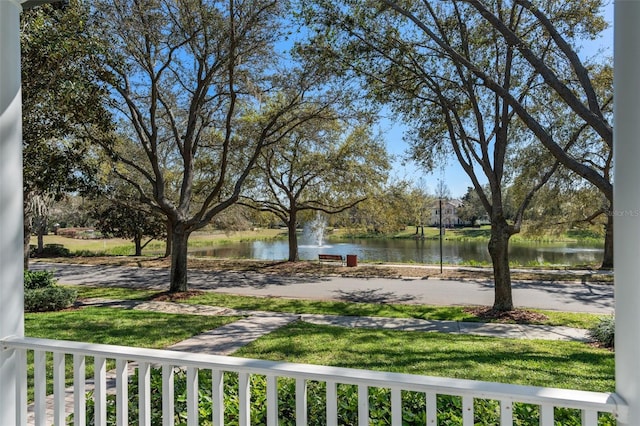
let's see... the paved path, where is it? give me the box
[34,262,615,314]
[27,297,590,426]
[77,298,591,349]
[27,264,599,425]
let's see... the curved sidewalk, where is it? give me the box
[26,298,592,425]
[78,298,591,356]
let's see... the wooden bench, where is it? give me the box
[318,254,344,265]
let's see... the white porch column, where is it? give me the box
[615,1,640,424]
[0,0,25,424]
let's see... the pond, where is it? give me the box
[189,235,604,267]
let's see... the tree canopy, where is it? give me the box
[21,0,113,267]
[242,118,390,261]
[89,0,346,291]
[297,0,610,309]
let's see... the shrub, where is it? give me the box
[24,286,77,312]
[30,243,72,258]
[56,227,94,238]
[588,316,615,348]
[77,368,615,426]
[24,269,77,312]
[24,269,56,290]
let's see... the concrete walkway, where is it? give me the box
[25,298,590,425]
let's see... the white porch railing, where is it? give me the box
[1,335,627,426]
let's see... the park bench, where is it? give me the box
[318,254,344,265]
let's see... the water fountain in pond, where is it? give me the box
[302,213,329,247]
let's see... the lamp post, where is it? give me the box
[439,198,443,274]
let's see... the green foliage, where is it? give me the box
[89,198,166,255]
[457,186,488,226]
[24,287,78,313]
[24,269,57,290]
[589,316,615,349]
[30,243,72,258]
[77,368,614,425]
[337,179,418,235]
[24,269,77,312]
[242,118,391,260]
[21,1,113,203]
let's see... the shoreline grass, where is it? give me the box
[32,225,604,259]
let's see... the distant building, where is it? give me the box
[430,199,469,227]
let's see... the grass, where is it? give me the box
[31,228,287,257]
[23,306,613,394]
[70,285,162,301]
[68,285,603,329]
[18,301,614,423]
[26,307,241,348]
[24,307,242,400]
[33,236,132,254]
[235,322,614,392]
[344,225,606,245]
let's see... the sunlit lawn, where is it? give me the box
[23,306,613,394]
[25,307,240,347]
[69,285,603,329]
[24,307,243,400]
[31,228,287,256]
[236,321,614,393]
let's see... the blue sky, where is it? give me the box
[381,3,614,198]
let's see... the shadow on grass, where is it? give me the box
[237,322,615,392]
[334,288,416,304]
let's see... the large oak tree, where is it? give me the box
[300,0,563,310]
[91,0,337,292]
[383,0,614,268]
[301,0,611,309]
[241,120,390,261]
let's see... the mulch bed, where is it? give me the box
[149,290,205,302]
[464,306,549,323]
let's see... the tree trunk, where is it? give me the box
[134,234,143,256]
[487,220,514,312]
[164,220,172,258]
[35,216,46,254]
[23,220,31,270]
[287,212,299,262]
[600,213,613,269]
[169,224,191,293]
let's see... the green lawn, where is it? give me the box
[31,229,287,256]
[353,225,605,244]
[24,307,242,401]
[23,306,613,394]
[60,287,614,392]
[70,285,604,329]
[26,307,241,347]
[235,322,614,392]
